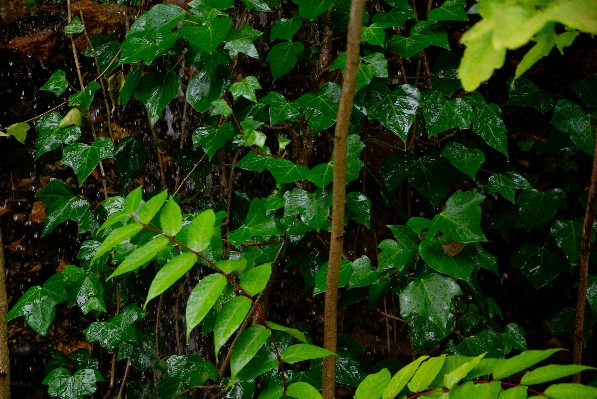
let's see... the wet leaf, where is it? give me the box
[284,188,330,231]
[569,73,597,108]
[587,275,597,317]
[271,14,303,42]
[120,66,142,109]
[42,368,101,399]
[287,382,322,399]
[442,142,485,179]
[109,236,171,279]
[354,368,390,399]
[35,112,81,160]
[551,99,596,155]
[61,137,114,183]
[240,263,272,296]
[242,0,271,12]
[472,101,509,156]
[504,77,553,114]
[230,76,262,103]
[186,209,216,253]
[378,225,419,273]
[450,380,501,399]
[408,355,446,392]
[517,188,567,230]
[117,334,155,372]
[192,122,235,159]
[293,0,332,20]
[493,348,563,380]
[127,3,185,37]
[69,81,101,110]
[426,190,487,243]
[187,66,231,113]
[138,190,169,224]
[371,7,415,28]
[544,383,597,399]
[295,82,341,133]
[6,122,30,144]
[160,197,182,237]
[166,354,218,386]
[422,90,473,136]
[268,158,310,185]
[420,238,477,280]
[93,224,144,260]
[260,92,301,125]
[84,304,147,350]
[550,218,586,262]
[521,364,596,386]
[360,23,386,46]
[411,20,450,50]
[58,108,83,130]
[228,198,279,246]
[62,265,106,314]
[382,356,428,399]
[330,52,388,91]
[231,325,270,378]
[427,0,468,21]
[186,273,227,339]
[181,16,232,53]
[267,41,304,81]
[41,70,68,97]
[145,253,198,306]
[120,32,179,64]
[511,243,569,289]
[308,162,334,188]
[84,34,120,75]
[281,344,333,364]
[487,172,531,203]
[432,51,462,96]
[214,296,252,359]
[114,137,149,192]
[348,255,379,288]
[134,71,179,126]
[387,34,430,59]
[346,192,371,228]
[36,178,91,237]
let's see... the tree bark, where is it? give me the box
[0,229,11,399]
[322,1,365,398]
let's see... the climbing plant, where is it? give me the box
[3,0,597,398]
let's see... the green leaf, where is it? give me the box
[41,70,68,97]
[284,188,330,231]
[517,188,567,230]
[412,20,450,50]
[145,252,198,306]
[230,76,262,103]
[286,382,322,399]
[271,14,303,42]
[120,32,179,64]
[432,51,462,96]
[295,82,341,133]
[186,209,216,252]
[420,238,478,280]
[493,349,563,380]
[215,259,247,273]
[293,0,332,20]
[138,190,169,224]
[372,7,416,28]
[355,81,420,142]
[62,266,106,314]
[346,192,371,228]
[187,66,231,113]
[472,101,509,156]
[114,137,149,192]
[214,296,252,359]
[181,16,232,53]
[36,178,90,237]
[378,225,419,273]
[260,92,301,125]
[504,77,554,114]
[34,112,81,161]
[426,190,487,243]
[134,71,179,126]
[444,354,485,389]
[228,198,279,246]
[230,325,270,378]
[427,0,468,21]
[240,263,272,296]
[354,369,391,399]
[551,99,596,155]
[93,223,144,260]
[7,284,61,336]
[259,386,284,399]
[192,122,235,159]
[127,3,185,37]
[242,0,271,12]
[61,137,114,183]
[5,122,30,144]
[587,275,597,317]
[499,386,528,399]
[521,364,596,385]
[267,321,308,343]
[487,172,531,203]
[160,197,182,237]
[514,23,557,80]
[550,218,585,262]
[58,108,83,130]
[314,259,353,296]
[330,52,388,91]
[84,34,120,75]
[267,41,305,81]
[570,73,597,108]
[84,305,146,350]
[511,242,569,289]
[224,38,260,59]
[42,368,100,399]
[382,356,429,399]
[399,273,461,350]
[422,90,473,136]
[308,162,334,188]
[68,81,101,110]
[109,236,171,279]
[408,355,446,392]
[450,380,501,399]
[458,30,506,92]
[442,142,485,179]
[544,383,597,399]
[281,344,334,364]
[360,24,386,46]
[120,66,142,109]
[387,34,430,59]
[186,273,228,339]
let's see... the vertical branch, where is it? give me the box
[572,123,597,381]
[0,229,11,399]
[322,1,365,398]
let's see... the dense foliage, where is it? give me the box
[3,0,597,398]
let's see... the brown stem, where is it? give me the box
[316,8,334,87]
[116,360,130,399]
[148,118,168,190]
[572,122,597,381]
[173,154,206,197]
[0,229,11,399]
[322,1,365,398]
[155,293,163,362]
[103,279,120,399]
[175,274,190,354]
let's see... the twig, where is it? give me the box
[172,384,226,399]
[225,150,241,241]
[218,306,256,379]
[376,308,408,323]
[175,274,190,354]
[0,229,11,399]
[155,293,163,362]
[572,121,597,381]
[322,2,365,398]
[103,278,120,399]
[148,117,168,190]
[116,360,130,399]
[173,154,206,197]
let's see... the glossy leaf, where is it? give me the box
[181,16,232,53]
[408,355,446,392]
[551,99,596,155]
[36,178,90,237]
[134,71,179,126]
[186,209,216,253]
[346,192,371,228]
[145,252,198,306]
[550,218,586,262]
[544,383,597,399]
[422,90,473,136]
[228,198,279,246]
[504,77,553,114]
[58,108,83,129]
[260,92,301,125]
[138,190,169,224]
[61,137,114,183]
[69,81,101,110]
[41,70,68,97]
[120,66,142,109]
[192,122,235,159]
[472,101,509,156]
[127,3,185,37]
[450,380,501,399]
[93,223,143,260]
[160,197,182,237]
[443,353,485,389]
[387,34,430,59]
[287,382,322,399]
[420,238,477,280]
[354,368,390,399]
[426,190,487,243]
[186,67,231,113]
[214,296,252,359]
[240,263,272,296]
[284,188,330,231]
[295,82,341,133]
[372,7,415,28]
[361,24,386,46]
[84,305,147,350]
[267,158,310,185]
[230,76,262,103]
[230,325,270,378]
[34,112,81,161]
[378,225,419,274]
[271,14,303,42]
[493,348,563,379]
[428,0,468,20]
[109,236,170,279]
[120,32,178,64]
[267,321,308,343]
[487,172,531,203]
[382,356,429,399]
[511,243,569,289]
[186,273,227,339]
[432,50,462,96]
[442,142,485,179]
[570,73,597,108]
[330,52,388,91]
[293,0,333,20]
[521,364,596,385]
[281,344,334,364]
[517,188,567,230]
[267,41,304,81]
[114,137,149,192]
[42,368,100,399]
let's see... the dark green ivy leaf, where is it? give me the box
[420,238,477,280]
[422,90,473,136]
[61,137,114,183]
[68,81,101,110]
[241,0,272,12]
[267,41,305,81]
[65,16,85,34]
[114,137,149,193]
[34,112,81,161]
[411,20,450,50]
[117,334,155,371]
[487,172,531,203]
[83,34,120,75]
[228,198,280,246]
[230,76,262,103]
[41,70,69,97]
[504,77,553,114]
[387,34,430,59]
[62,265,106,314]
[472,101,509,156]
[36,178,91,237]
[551,99,596,155]
[432,51,462,96]
[442,142,485,179]
[331,52,388,91]
[371,7,415,28]
[120,32,179,64]
[360,23,386,46]
[119,66,142,109]
[271,14,303,42]
[293,0,333,20]
[427,0,468,21]
[180,16,232,53]
[192,122,235,159]
[42,368,102,399]
[260,92,301,125]
[511,242,569,289]
[84,304,147,350]
[187,66,231,113]
[569,73,597,108]
[284,188,330,231]
[377,225,419,273]
[346,192,371,228]
[516,188,567,230]
[295,82,341,133]
[267,158,310,185]
[127,3,186,37]
[134,71,179,126]
[550,218,587,262]
[426,190,487,243]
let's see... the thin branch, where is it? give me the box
[116,360,130,399]
[173,154,206,197]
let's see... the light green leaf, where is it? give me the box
[521,364,595,385]
[5,122,30,144]
[186,273,228,339]
[240,263,272,296]
[65,16,85,34]
[544,383,597,399]
[408,355,446,392]
[215,259,247,273]
[214,296,252,360]
[443,353,485,389]
[493,349,563,380]
[231,325,270,378]
[281,344,334,364]
[458,30,506,92]
[267,321,308,343]
[382,356,429,399]
[109,236,170,279]
[93,223,143,260]
[515,23,557,80]
[58,108,83,129]
[355,368,391,399]
[137,190,169,225]
[185,209,216,252]
[160,197,182,237]
[145,252,198,306]
[287,382,322,399]
[450,380,501,399]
